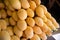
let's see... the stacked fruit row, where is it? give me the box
[0,0,59,40]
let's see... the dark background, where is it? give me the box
[41,0,60,24]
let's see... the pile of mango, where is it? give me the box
[0,0,59,40]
